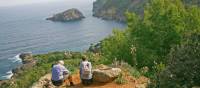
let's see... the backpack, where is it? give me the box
[82,62,90,75]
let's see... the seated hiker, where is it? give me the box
[79,56,93,85]
[51,60,74,87]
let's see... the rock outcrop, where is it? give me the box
[93,0,200,22]
[12,52,36,76]
[47,8,85,22]
[92,64,122,83]
[0,53,37,87]
[19,52,34,64]
[31,74,54,88]
[93,0,147,22]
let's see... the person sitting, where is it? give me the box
[51,60,74,87]
[79,56,93,85]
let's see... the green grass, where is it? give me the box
[0,51,121,88]
[114,74,127,84]
[0,51,140,88]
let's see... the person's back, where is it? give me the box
[52,64,65,81]
[80,61,92,79]
[80,56,93,85]
[51,60,74,86]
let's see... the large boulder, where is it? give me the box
[47,8,85,22]
[92,65,122,83]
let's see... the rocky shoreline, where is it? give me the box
[0,52,37,86]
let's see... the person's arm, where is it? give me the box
[79,62,82,74]
[61,65,70,75]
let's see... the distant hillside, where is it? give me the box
[93,0,148,22]
[93,0,200,22]
[182,0,200,6]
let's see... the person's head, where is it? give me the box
[82,55,87,61]
[58,60,64,65]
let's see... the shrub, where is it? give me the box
[156,33,200,88]
[115,74,128,84]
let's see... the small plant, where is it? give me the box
[115,74,127,84]
[131,68,141,78]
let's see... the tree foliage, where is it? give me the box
[157,33,200,88]
[101,0,200,81]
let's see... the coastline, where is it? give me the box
[0,50,99,88]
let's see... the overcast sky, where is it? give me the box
[0,0,62,7]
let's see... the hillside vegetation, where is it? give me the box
[100,0,200,87]
[93,0,200,22]
[0,0,200,88]
[0,52,111,88]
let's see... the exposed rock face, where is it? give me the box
[93,0,147,22]
[31,74,55,88]
[93,0,200,22]
[12,52,36,76]
[0,53,37,87]
[92,65,122,83]
[20,52,34,64]
[47,8,85,22]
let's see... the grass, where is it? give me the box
[0,51,140,88]
[114,74,127,84]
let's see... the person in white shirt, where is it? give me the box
[79,56,93,85]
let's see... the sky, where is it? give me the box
[0,0,61,7]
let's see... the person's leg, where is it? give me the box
[89,78,93,85]
[81,79,86,85]
[51,80,63,87]
[85,79,89,85]
[82,79,91,86]
[87,79,92,85]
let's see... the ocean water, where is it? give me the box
[0,0,125,80]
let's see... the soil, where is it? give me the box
[31,72,149,88]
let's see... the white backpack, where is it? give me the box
[82,62,90,75]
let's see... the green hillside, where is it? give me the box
[93,0,200,22]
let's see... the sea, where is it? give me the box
[0,0,125,80]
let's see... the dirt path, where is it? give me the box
[31,72,149,88]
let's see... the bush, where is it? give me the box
[156,33,200,88]
[115,74,128,84]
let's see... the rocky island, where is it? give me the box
[47,8,85,22]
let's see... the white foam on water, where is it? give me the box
[6,70,12,74]
[8,54,22,63]
[1,70,13,79]
[0,54,22,80]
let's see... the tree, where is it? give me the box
[157,33,200,88]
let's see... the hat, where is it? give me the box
[58,60,64,65]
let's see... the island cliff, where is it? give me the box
[92,0,200,22]
[92,0,148,22]
[47,8,85,22]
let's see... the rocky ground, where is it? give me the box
[31,71,149,88]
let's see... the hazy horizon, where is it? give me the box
[0,0,93,7]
